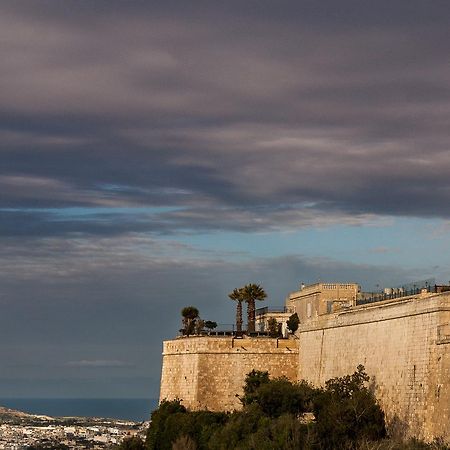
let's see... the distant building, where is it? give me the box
[286,282,359,321]
[255,307,291,337]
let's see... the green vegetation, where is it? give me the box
[149,366,436,450]
[228,284,267,334]
[313,364,386,449]
[228,288,245,335]
[181,306,200,336]
[146,399,227,450]
[241,372,314,419]
[204,321,218,332]
[267,317,281,338]
[241,284,267,333]
[286,313,300,334]
[114,436,146,450]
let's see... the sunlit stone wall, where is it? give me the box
[159,336,299,411]
[297,293,450,442]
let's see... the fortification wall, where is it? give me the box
[160,336,299,411]
[297,293,450,442]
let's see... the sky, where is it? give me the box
[1,0,450,400]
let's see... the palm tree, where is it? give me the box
[228,287,245,336]
[181,306,199,336]
[242,283,267,333]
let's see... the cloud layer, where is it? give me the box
[1,0,450,238]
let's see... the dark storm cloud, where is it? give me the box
[1,1,450,237]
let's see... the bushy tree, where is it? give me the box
[181,306,199,336]
[267,317,280,338]
[146,399,186,449]
[172,434,197,450]
[250,378,315,418]
[245,413,313,450]
[146,400,227,450]
[313,365,386,449]
[115,436,145,450]
[195,319,205,335]
[240,369,270,405]
[204,320,217,332]
[241,371,314,418]
[286,313,300,334]
[207,404,269,450]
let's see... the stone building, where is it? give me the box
[286,282,359,321]
[255,306,291,337]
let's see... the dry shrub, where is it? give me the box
[172,434,197,450]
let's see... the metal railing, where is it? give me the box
[356,284,447,306]
[255,306,289,315]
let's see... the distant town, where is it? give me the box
[0,406,148,449]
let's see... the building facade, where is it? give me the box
[286,282,359,321]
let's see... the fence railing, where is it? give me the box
[255,306,289,315]
[356,284,447,306]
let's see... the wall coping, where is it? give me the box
[298,293,450,333]
[162,336,299,355]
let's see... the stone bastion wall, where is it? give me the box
[159,293,449,442]
[298,293,450,442]
[159,336,299,411]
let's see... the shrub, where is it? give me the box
[246,377,315,418]
[116,436,145,450]
[207,405,269,450]
[286,313,300,334]
[146,400,227,450]
[148,366,390,450]
[313,365,386,449]
[267,318,280,338]
[146,399,187,450]
[172,434,197,450]
[240,369,270,406]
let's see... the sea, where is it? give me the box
[0,398,159,422]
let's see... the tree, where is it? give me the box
[146,399,187,450]
[240,369,270,405]
[286,313,299,334]
[204,321,217,333]
[115,436,145,450]
[181,306,199,336]
[241,370,315,418]
[267,317,280,338]
[146,400,227,450]
[313,365,386,449]
[195,319,205,335]
[242,284,267,333]
[228,287,245,336]
[249,378,315,418]
[172,435,197,450]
